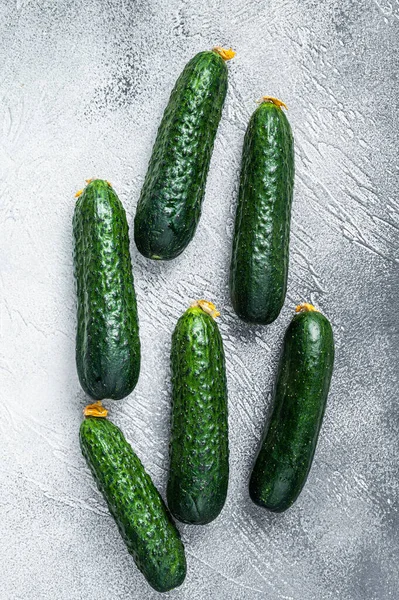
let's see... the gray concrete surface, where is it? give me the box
[1,1,398,598]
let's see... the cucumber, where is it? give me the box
[134,47,235,260]
[230,97,294,324]
[249,304,334,512]
[80,408,186,593]
[167,300,229,524]
[73,179,140,400]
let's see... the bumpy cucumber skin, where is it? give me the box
[80,417,186,593]
[249,310,334,512]
[73,180,140,400]
[134,51,228,260]
[167,306,229,524]
[230,102,294,324]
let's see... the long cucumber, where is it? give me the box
[80,405,186,592]
[134,47,235,260]
[230,97,294,324]
[249,304,334,512]
[167,300,229,524]
[73,179,140,400]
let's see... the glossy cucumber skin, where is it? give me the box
[134,51,228,260]
[73,180,140,400]
[249,310,334,512]
[230,102,294,324]
[80,417,186,592]
[167,307,229,524]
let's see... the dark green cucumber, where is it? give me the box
[167,300,229,524]
[134,47,234,260]
[80,415,186,593]
[249,304,334,512]
[73,179,140,400]
[230,97,294,324]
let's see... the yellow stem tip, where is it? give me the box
[295,303,319,314]
[83,401,108,418]
[258,96,288,110]
[191,299,220,319]
[212,46,236,61]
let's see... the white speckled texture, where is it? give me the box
[1,1,398,598]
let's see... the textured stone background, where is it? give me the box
[1,1,398,598]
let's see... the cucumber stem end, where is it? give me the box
[212,46,236,61]
[83,401,108,418]
[258,96,288,110]
[76,179,113,198]
[295,303,319,314]
[191,299,220,319]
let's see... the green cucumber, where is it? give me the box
[167,300,229,524]
[134,47,235,260]
[73,179,140,400]
[249,304,334,512]
[80,411,186,593]
[230,97,294,324]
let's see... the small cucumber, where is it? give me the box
[80,405,186,593]
[73,179,140,400]
[167,300,229,524]
[230,97,294,324]
[134,47,235,260]
[249,304,334,512]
